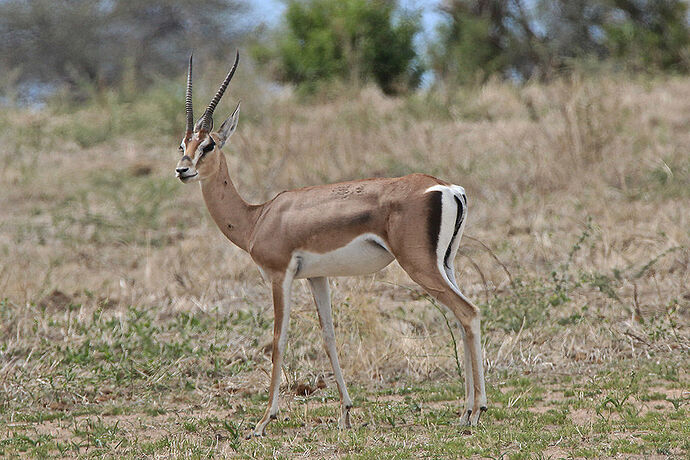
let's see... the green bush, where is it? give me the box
[254,0,422,95]
[430,8,504,85]
[604,0,690,73]
[431,0,690,84]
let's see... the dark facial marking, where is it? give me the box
[201,138,215,155]
[427,191,443,254]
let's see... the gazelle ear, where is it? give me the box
[218,102,240,148]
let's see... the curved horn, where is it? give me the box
[185,54,194,133]
[200,50,239,132]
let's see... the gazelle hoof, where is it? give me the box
[338,415,352,429]
[469,406,485,426]
[459,409,472,426]
[338,406,352,429]
[251,415,274,438]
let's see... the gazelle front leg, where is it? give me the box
[308,277,353,428]
[253,273,294,436]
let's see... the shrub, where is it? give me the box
[254,0,423,95]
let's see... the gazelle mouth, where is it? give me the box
[177,172,198,182]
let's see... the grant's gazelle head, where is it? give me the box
[175,51,241,183]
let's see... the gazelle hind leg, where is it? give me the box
[394,255,486,427]
[458,325,475,425]
[308,277,353,428]
[467,313,487,425]
[388,184,485,426]
[445,266,486,425]
[434,286,486,426]
[444,267,473,424]
[443,190,486,424]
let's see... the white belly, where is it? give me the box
[293,233,395,279]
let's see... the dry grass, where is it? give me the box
[0,73,688,457]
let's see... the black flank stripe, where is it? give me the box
[427,191,443,255]
[350,211,372,226]
[444,195,464,269]
[369,239,388,251]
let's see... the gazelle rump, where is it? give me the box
[175,52,487,436]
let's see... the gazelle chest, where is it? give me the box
[292,233,395,279]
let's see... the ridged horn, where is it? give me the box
[200,50,239,132]
[185,54,194,133]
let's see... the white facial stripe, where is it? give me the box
[200,138,214,151]
[189,137,214,166]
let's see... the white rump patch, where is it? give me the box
[450,185,466,199]
[424,184,468,296]
[425,184,465,197]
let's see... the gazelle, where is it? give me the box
[175,52,487,436]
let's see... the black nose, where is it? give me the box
[176,167,189,175]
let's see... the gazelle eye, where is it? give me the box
[201,140,215,155]
[179,144,184,152]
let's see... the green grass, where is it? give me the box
[3,371,686,458]
[0,295,687,458]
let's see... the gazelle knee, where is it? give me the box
[459,308,480,334]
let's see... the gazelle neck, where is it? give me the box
[200,151,257,252]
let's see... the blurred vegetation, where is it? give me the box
[431,0,690,84]
[0,0,248,102]
[0,0,688,103]
[252,0,423,94]
[604,0,690,72]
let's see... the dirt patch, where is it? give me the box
[570,408,596,425]
[647,386,690,400]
